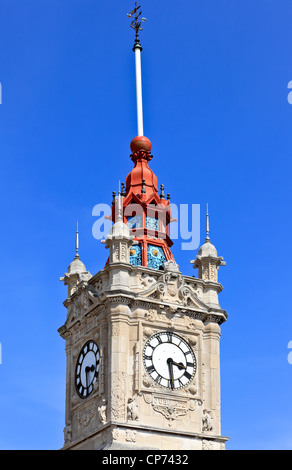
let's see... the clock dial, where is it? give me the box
[75,340,100,398]
[143,332,196,390]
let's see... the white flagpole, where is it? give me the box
[134,45,144,136]
[128,3,147,137]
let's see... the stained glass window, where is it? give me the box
[129,244,142,266]
[147,244,167,270]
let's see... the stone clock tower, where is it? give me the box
[58,4,229,451]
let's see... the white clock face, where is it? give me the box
[143,332,196,390]
[75,341,100,398]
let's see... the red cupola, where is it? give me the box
[109,137,175,270]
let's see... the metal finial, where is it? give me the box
[117,181,123,221]
[127,2,147,47]
[205,204,210,242]
[160,184,165,199]
[75,221,80,259]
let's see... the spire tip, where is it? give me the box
[75,221,80,259]
[205,204,210,242]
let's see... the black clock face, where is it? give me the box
[143,332,196,390]
[75,341,100,398]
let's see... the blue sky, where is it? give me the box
[0,0,292,450]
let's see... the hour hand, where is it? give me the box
[172,360,186,371]
[85,364,95,387]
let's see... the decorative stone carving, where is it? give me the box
[139,265,206,311]
[140,273,156,288]
[142,393,200,427]
[98,399,107,425]
[78,409,95,427]
[185,384,197,395]
[210,264,217,281]
[71,394,79,407]
[202,409,213,432]
[164,260,180,273]
[125,430,137,443]
[114,245,119,262]
[144,309,157,322]
[154,404,186,426]
[142,373,152,388]
[63,424,72,444]
[127,397,139,421]
[111,373,126,421]
[202,266,209,281]
[202,439,214,450]
[143,327,155,339]
[112,428,119,441]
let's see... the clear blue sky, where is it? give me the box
[0,0,292,450]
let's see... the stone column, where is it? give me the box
[202,321,222,435]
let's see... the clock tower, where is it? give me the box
[58,3,229,451]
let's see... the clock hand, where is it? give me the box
[172,361,186,371]
[167,358,175,390]
[85,364,95,387]
[85,367,89,388]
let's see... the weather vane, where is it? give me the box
[127,2,147,46]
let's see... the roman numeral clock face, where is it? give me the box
[75,341,100,398]
[143,332,196,390]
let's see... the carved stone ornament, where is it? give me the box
[127,397,139,421]
[184,384,197,396]
[111,372,127,421]
[66,284,100,325]
[140,273,157,289]
[202,409,214,432]
[71,394,79,407]
[143,327,155,339]
[142,373,152,388]
[144,309,157,322]
[78,409,95,427]
[138,263,207,311]
[63,424,72,444]
[142,393,200,427]
[202,439,214,450]
[112,428,119,441]
[98,399,107,425]
[125,430,137,443]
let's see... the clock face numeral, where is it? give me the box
[75,340,100,399]
[143,332,197,390]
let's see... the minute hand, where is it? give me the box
[167,358,175,390]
